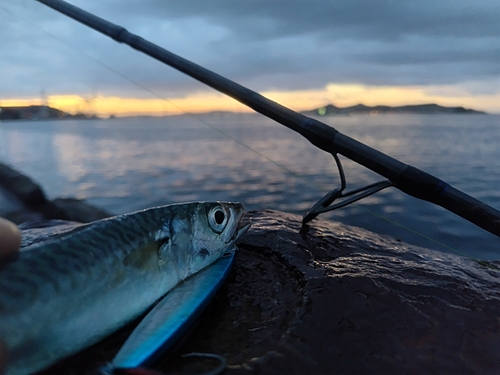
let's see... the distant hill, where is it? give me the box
[302,103,486,116]
[0,105,97,121]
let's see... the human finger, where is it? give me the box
[0,217,21,256]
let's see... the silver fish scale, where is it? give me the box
[0,207,167,312]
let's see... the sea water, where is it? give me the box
[1,113,499,259]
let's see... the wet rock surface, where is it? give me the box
[169,210,500,375]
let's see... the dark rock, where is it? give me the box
[0,163,47,208]
[1,209,45,225]
[38,210,500,375]
[0,163,112,223]
[41,198,111,223]
[0,184,45,224]
[219,211,500,374]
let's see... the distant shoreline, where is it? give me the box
[0,105,97,121]
[0,102,488,121]
[302,103,486,116]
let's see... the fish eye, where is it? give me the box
[208,205,229,234]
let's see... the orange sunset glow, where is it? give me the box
[1,83,499,117]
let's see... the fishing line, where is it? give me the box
[0,4,317,184]
[1,3,486,263]
[0,3,306,177]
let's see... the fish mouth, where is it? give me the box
[221,203,251,244]
[234,220,251,243]
[229,208,251,244]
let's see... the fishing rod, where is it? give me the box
[36,0,500,238]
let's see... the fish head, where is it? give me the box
[189,201,251,274]
[158,201,250,278]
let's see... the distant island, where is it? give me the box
[302,103,486,116]
[0,105,97,121]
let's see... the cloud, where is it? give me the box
[0,0,499,108]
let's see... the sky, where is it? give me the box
[0,0,499,116]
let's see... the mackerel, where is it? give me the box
[0,201,250,375]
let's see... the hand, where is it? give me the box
[0,218,21,256]
[0,217,21,374]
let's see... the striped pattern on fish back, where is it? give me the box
[0,206,169,315]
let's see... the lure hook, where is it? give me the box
[303,153,393,224]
